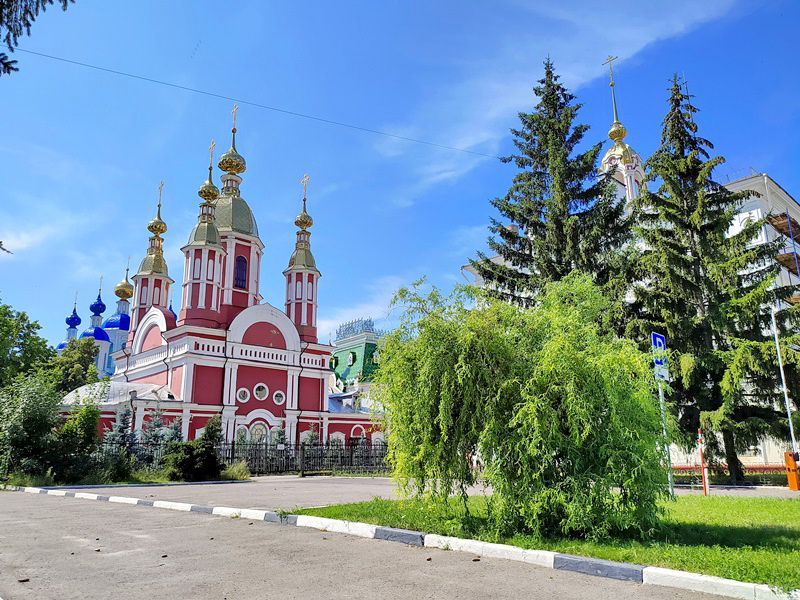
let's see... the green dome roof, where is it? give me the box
[215,194,258,237]
[187,221,220,246]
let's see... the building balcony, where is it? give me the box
[776,252,800,276]
[767,213,800,243]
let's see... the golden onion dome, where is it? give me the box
[218,128,246,174]
[198,166,220,202]
[294,202,313,231]
[608,120,627,143]
[147,214,167,235]
[114,270,134,300]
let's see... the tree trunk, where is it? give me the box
[721,428,744,483]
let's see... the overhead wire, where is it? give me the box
[16,48,501,160]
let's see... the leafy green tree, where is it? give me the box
[376,273,668,539]
[0,373,61,477]
[0,0,74,76]
[470,59,630,306]
[0,302,54,387]
[45,338,99,394]
[631,76,798,482]
[53,402,100,482]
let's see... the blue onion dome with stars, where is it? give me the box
[80,324,110,342]
[102,311,130,331]
[89,293,106,316]
[81,290,110,342]
[66,307,81,329]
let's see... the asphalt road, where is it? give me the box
[0,491,716,600]
[64,475,406,510]
[56,476,798,513]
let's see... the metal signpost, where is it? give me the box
[651,332,674,495]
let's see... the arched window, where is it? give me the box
[234,256,248,289]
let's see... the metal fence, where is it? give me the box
[97,440,390,476]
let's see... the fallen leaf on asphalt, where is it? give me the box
[96,538,99,541]
[426,557,432,561]
[161,555,168,558]
[472,558,480,562]
[210,537,214,540]
[248,522,253,525]
[18,578,30,583]
[95,549,101,552]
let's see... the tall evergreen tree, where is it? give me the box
[632,76,799,482]
[470,59,630,306]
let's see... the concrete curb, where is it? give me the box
[4,484,798,599]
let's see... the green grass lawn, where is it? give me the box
[295,495,800,590]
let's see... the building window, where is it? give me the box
[307,282,313,300]
[207,259,214,281]
[234,256,248,289]
[236,387,250,403]
[250,423,267,443]
[273,390,286,405]
[253,383,268,401]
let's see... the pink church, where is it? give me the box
[80,115,379,445]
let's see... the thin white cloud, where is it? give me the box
[317,275,406,342]
[379,0,740,206]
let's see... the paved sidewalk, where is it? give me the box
[0,491,714,600]
[63,476,796,512]
[66,475,415,510]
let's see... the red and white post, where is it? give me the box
[698,428,710,496]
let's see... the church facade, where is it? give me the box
[63,110,379,445]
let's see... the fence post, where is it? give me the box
[299,443,305,478]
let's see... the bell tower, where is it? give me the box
[131,181,174,333]
[284,174,319,343]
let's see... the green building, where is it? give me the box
[328,318,382,412]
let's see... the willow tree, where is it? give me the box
[376,273,667,539]
[470,59,630,306]
[631,76,799,482]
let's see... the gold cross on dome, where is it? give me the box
[301,174,310,199]
[602,55,618,86]
[232,103,239,128]
[208,139,216,165]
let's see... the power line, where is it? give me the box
[17,48,501,159]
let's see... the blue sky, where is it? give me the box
[1,0,798,346]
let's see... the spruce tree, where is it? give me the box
[470,58,630,305]
[141,406,166,445]
[1,1,74,76]
[632,76,798,482]
[103,408,136,446]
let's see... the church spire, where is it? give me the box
[603,55,628,143]
[285,174,320,343]
[137,181,169,276]
[218,104,247,197]
[599,55,644,201]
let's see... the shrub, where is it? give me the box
[162,417,224,481]
[221,459,251,481]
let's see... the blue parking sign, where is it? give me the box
[651,332,668,380]
[651,332,667,364]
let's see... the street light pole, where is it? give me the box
[771,304,798,454]
[658,379,674,496]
